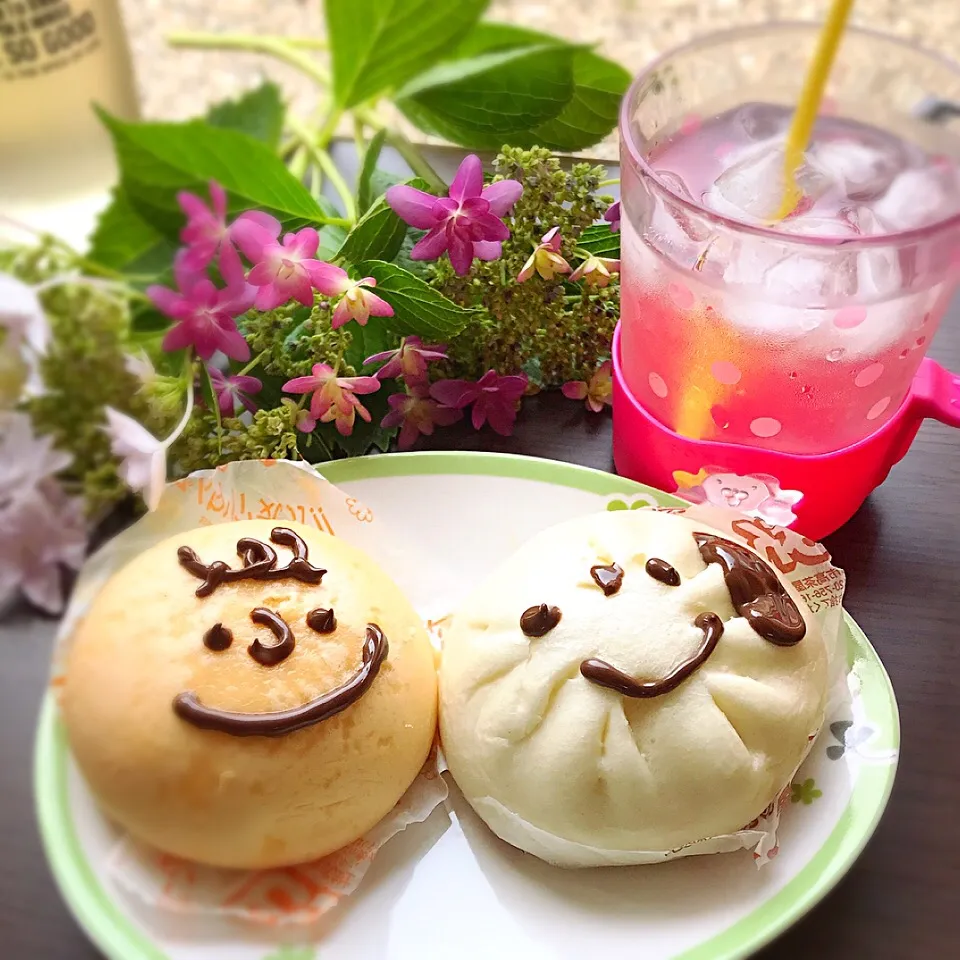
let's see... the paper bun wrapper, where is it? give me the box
[52,461,447,925]
[439,505,846,868]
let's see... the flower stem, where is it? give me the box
[383,129,446,192]
[598,178,620,188]
[287,114,356,222]
[165,32,330,86]
[315,108,344,150]
[163,372,195,449]
[238,349,270,376]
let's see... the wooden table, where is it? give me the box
[1,315,957,958]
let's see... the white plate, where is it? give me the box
[35,452,899,960]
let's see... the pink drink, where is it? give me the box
[620,102,960,453]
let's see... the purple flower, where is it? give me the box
[208,367,262,416]
[385,155,522,276]
[365,336,449,384]
[429,369,528,436]
[517,226,571,283]
[232,213,331,310]
[570,254,620,287]
[604,200,621,232]
[282,363,381,436]
[148,245,254,361]
[177,180,230,272]
[381,382,462,450]
[309,263,394,330]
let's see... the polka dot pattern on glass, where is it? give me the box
[648,372,669,398]
[750,417,782,438]
[710,361,742,385]
[854,363,884,388]
[667,282,695,310]
[833,306,866,330]
[866,397,891,421]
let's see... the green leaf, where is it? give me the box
[97,109,327,240]
[578,223,621,258]
[451,23,629,150]
[87,185,178,274]
[205,81,285,148]
[356,260,477,339]
[392,227,431,279]
[343,317,399,374]
[532,49,630,151]
[325,0,489,108]
[357,128,388,215]
[396,45,576,149]
[338,177,430,265]
[317,223,349,261]
[198,363,223,456]
[130,304,171,334]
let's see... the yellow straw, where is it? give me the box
[772,0,855,220]
[673,1,855,440]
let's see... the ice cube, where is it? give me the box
[707,142,831,223]
[642,169,712,266]
[871,165,960,231]
[734,102,790,142]
[809,138,901,201]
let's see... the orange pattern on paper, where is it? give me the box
[731,517,831,574]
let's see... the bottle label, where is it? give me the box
[0,0,101,81]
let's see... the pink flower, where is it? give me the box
[562,360,613,413]
[429,369,527,436]
[570,255,620,287]
[604,200,621,232]
[309,263,394,330]
[177,180,230,272]
[208,367,262,416]
[517,227,571,282]
[381,382,462,450]
[365,336,449,383]
[232,214,331,310]
[148,245,254,361]
[385,155,522,276]
[282,363,381,436]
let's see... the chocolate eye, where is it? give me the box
[307,607,337,633]
[520,604,562,637]
[203,623,233,651]
[590,563,624,595]
[645,558,681,586]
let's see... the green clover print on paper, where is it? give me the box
[262,947,316,960]
[790,778,823,805]
[826,720,874,760]
[606,494,659,512]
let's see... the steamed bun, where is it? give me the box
[439,509,827,866]
[63,520,437,869]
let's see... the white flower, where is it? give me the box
[0,272,49,355]
[123,350,156,387]
[0,412,71,499]
[104,407,169,512]
[0,413,85,614]
[0,485,87,614]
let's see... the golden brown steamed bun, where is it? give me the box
[62,520,437,869]
[440,509,828,867]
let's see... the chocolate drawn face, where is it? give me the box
[171,527,388,738]
[518,532,806,700]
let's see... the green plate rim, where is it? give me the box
[34,451,900,960]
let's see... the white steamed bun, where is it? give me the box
[439,509,827,867]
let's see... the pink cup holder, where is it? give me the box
[611,323,960,539]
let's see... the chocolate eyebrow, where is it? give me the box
[177,526,326,598]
